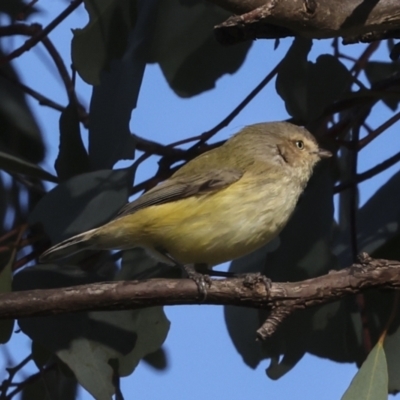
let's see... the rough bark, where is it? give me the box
[211,0,400,45]
[0,254,399,339]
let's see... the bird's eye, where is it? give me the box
[295,140,304,150]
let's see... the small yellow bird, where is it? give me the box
[40,122,331,277]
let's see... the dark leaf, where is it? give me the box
[21,366,78,400]
[276,37,312,121]
[31,341,53,369]
[307,55,351,120]
[29,168,133,243]
[0,55,44,163]
[0,0,37,19]
[148,0,252,97]
[55,102,90,181]
[334,169,400,266]
[142,347,168,370]
[276,40,351,121]
[71,0,138,85]
[87,1,158,169]
[365,61,400,110]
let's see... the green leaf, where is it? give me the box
[55,103,90,181]
[383,321,400,393]
[117,306,170,377]
[341,341,388,400]
[71,0,138,85]
[57,338,117,400]
[365,61,400,110]
[0,150,57,182]
[148,0,252,97]
[29,168,133,243]
[0,55,44,163]
[276,40,351,121]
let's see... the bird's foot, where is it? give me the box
[184,264,212,302]
[239,272,272,291]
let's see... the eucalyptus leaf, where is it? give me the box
[0,57,44,163]
[333,169,400,266]
[57,338,117,400]
[276,38,312,121]
[307,55,351,120]
[0,0,37,19]
[383,320,400,393]
[14,261,169,399]
[21,367,78,400]
[365,61,400,110]
[29,168,133,244]
[88,1,158,170]
[276,39,351,122]
[341,341,388,400]
[56,102,90,181]
[71,0,138,85]
[148,0,252,97]
[142,348,168,370]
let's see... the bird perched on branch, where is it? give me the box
[40,122,331,294]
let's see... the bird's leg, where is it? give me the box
[155,248,210,300]
[184,264,212,301]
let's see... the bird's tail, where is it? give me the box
[39,228,98,263]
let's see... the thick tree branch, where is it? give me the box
[1,254,400,339]
[213,0,400,45]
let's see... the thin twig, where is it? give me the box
[189,61,281,150]
[350,41,380,78]
[0,354,33,399]
[5,364,57,400]
[0,0,83,64]
[0,70,64,112]
[0,23,87,126]
[358,109,400,149]
[334,149,400,192]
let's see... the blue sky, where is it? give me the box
[2,1,400,399]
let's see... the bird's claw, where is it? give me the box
[184,265,211,301]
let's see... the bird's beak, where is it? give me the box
[317,148,332,158]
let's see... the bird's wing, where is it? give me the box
[117,168,243,217]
